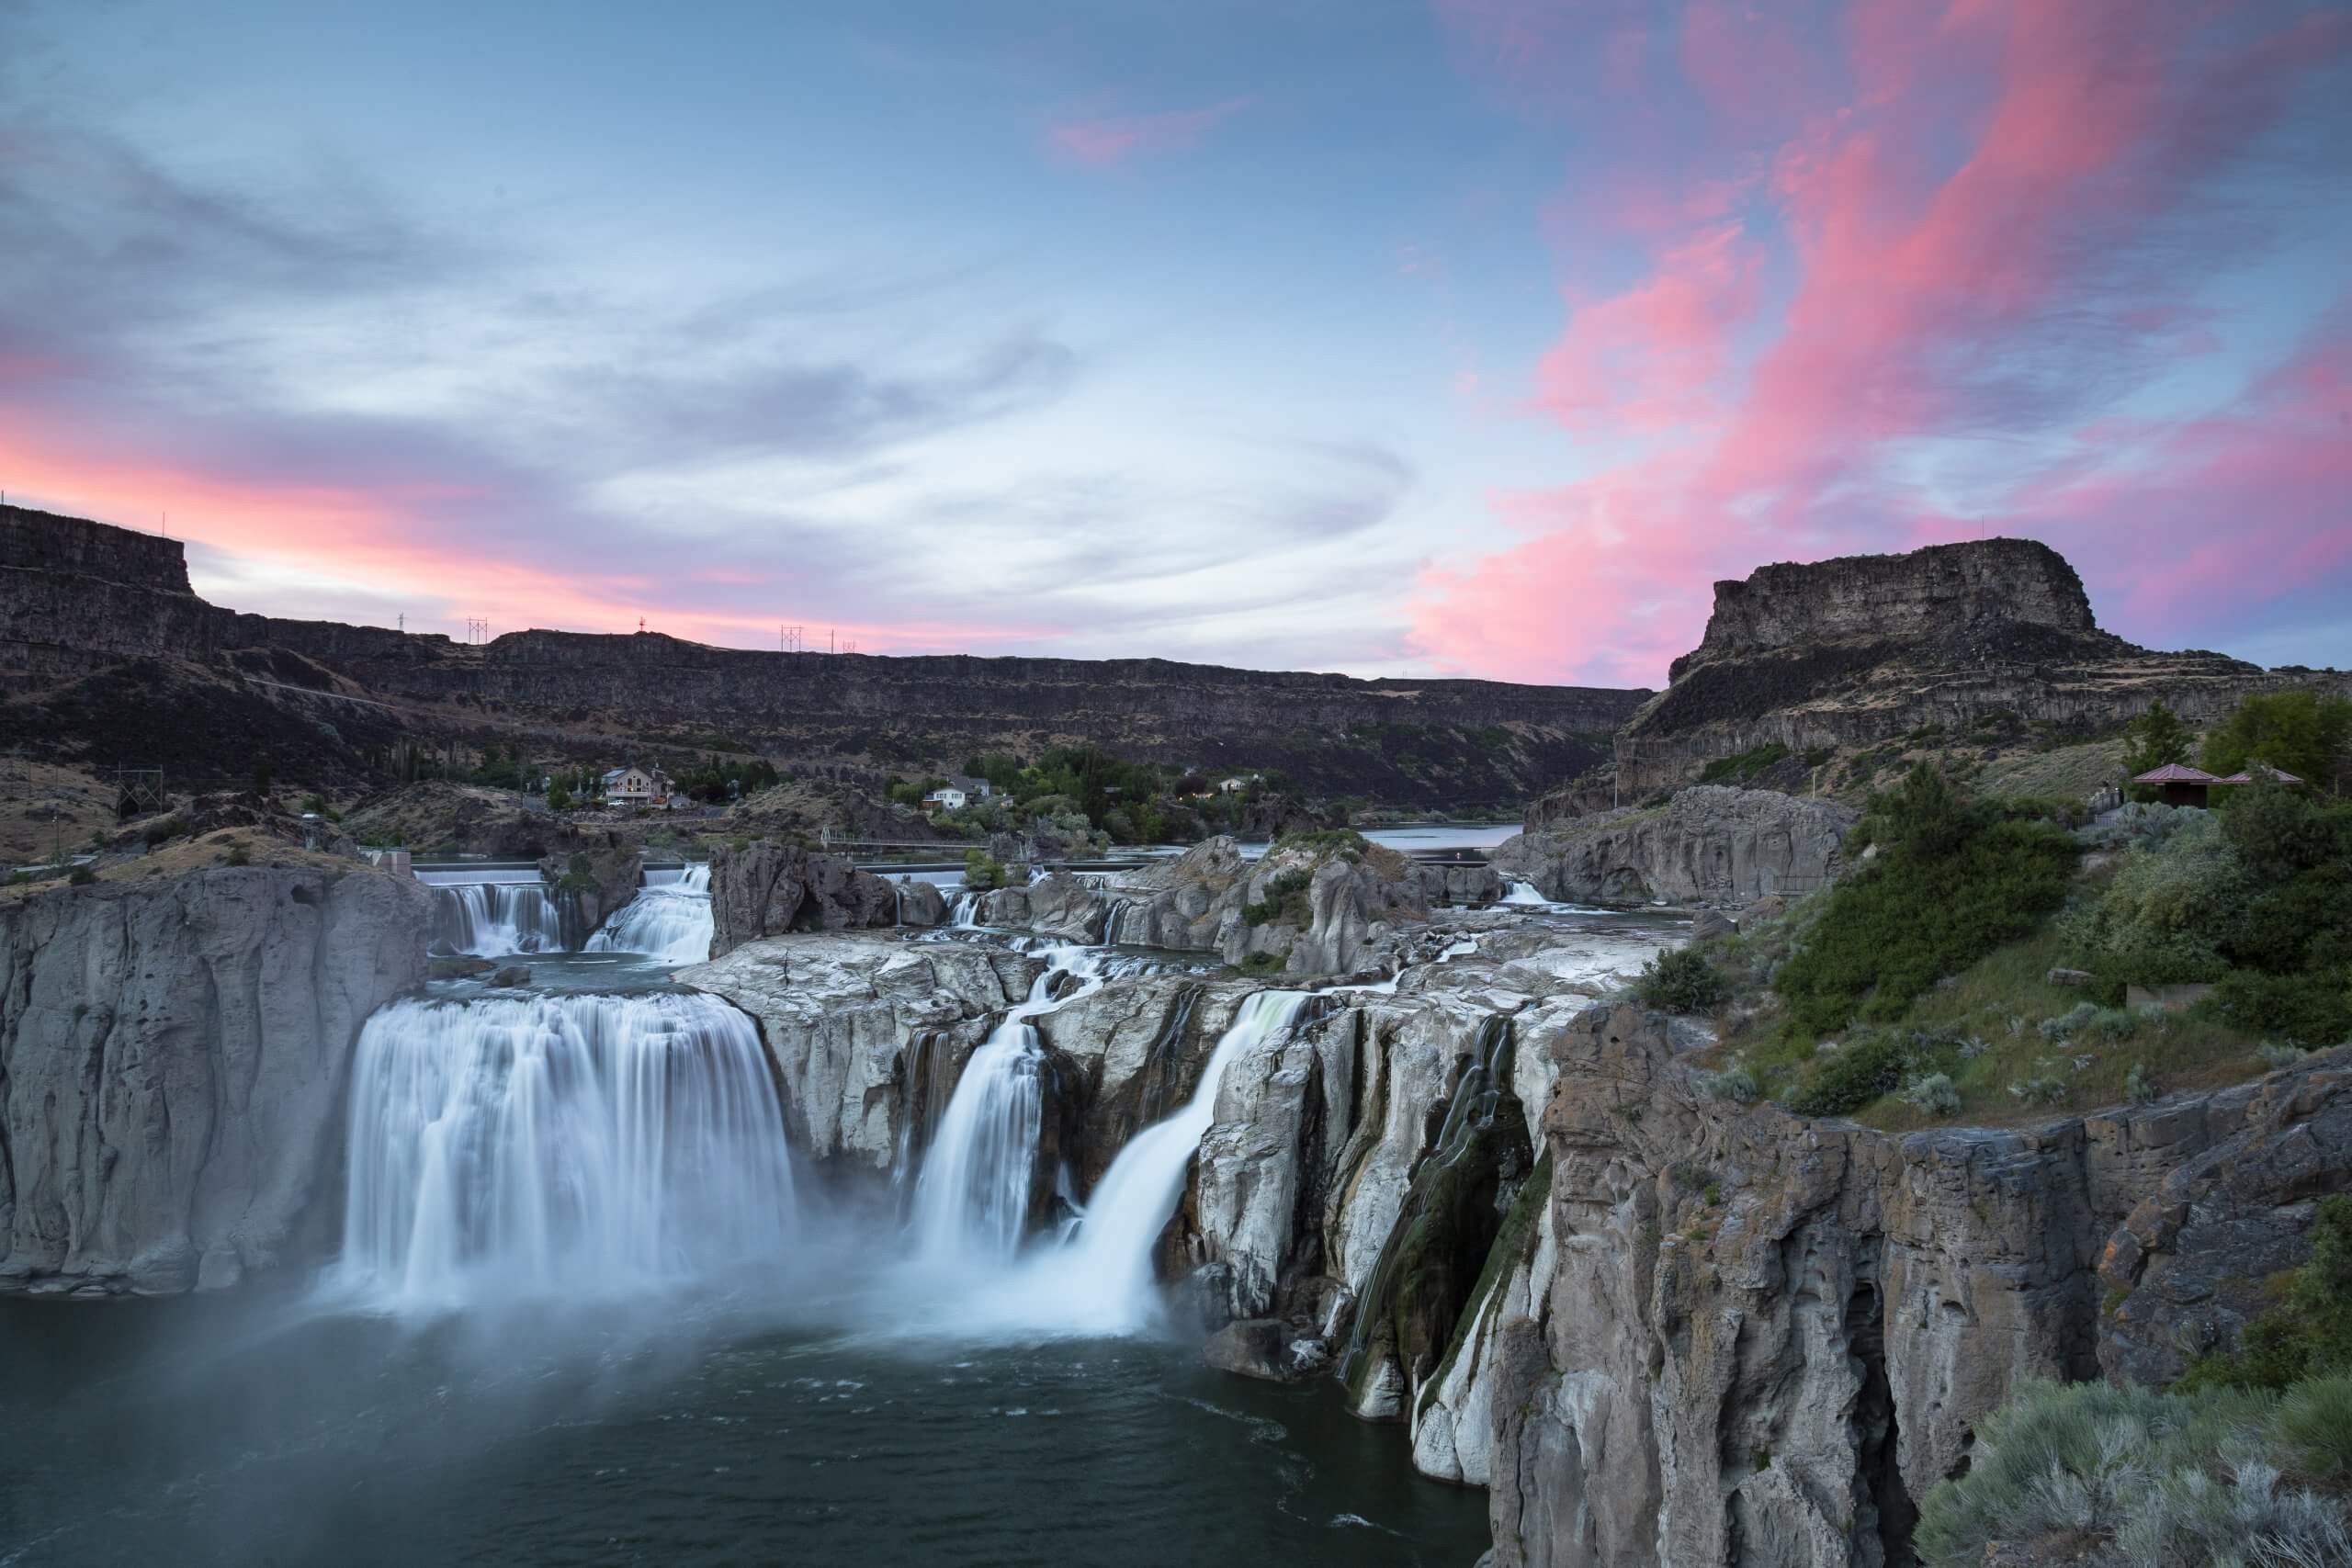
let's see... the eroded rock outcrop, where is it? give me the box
[0,865,432,1293]
[707,840,922,957]
[1611,538,2343,799]
[1490,785,1857,907]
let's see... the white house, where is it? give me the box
[922,786,968,813]
[1216,774,1259,795]
[601,765,672,806]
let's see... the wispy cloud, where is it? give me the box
[1414,0,2352,685]
[1046,96,1252,168]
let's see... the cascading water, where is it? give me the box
[906,945,1107,1264]
[936,990,1314,1337]
[1501,880,1549,907]
[950,890,984,928]
[425,878,565,957]
[331,990,797,1309]
[584,863,714,964]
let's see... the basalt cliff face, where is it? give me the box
[1492,786,1857,907]
[1483,1007,2352,1568]
[1606,538,2342,801]
[0,865,432,1293]
[2,506,1646,807]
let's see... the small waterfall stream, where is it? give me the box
[331,990,797,1309]
[906,944,1108,1265]
[584,863,714,964]
[426,880,566,957]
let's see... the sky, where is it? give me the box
[2,0,2346,689]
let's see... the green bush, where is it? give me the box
[1897,1072,1962,1117]
[68,864,97,886]
[2063,811,2244,989]
[1774,766,2075,1035]
[2215,968,2352,1047]
[1785,1027,1916,1117]
[223,844,250,868]
[962,850,1012,892]
[1241,868,1312,928]
[1636,945,1727,1013]
[2276,1375,2352,1479]
[1697,742,1791,784]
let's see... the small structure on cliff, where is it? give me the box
[2132,761,2220,807]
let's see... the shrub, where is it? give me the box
[1231,952,1286,977]
[68,864,97,886]
[1916,1379,2350,1568]
[1697,742,1791,784]
[299,793,326,815]
[962,850,1012,892]
[2216,968,2352,1048]
[1694,1066,1759,1105]
[1637,945,1728,1013]
[2257,1043,2307,1071]
[2125,1062,2159,1104]
[1897,1072,1962,1117]
[1785,1028,1914,1118]
[1774,766,2075,1034]
[2007,1073,2069,1106]
[2276,1375,2352,1480]
[1241,868,1312,928]
[223,844,250,868]
[2062,811,2244,989]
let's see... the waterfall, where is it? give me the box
[950,890,984,928]
[584,863,714,964]
[906,945,1109,1263]
[331,990,796,1309]
[1501,880,1549,907]
[428,881,565,957]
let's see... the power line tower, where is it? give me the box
[107,765,165,815]
[466,617,489,645]
[779,624,803,652]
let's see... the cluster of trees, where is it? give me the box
[2123,690,2352,795]
[885,747,1304,847]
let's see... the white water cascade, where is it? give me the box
[950,890,984,928]
[931,989,1313,1337]
[907,945,1108,1264]
[1501,880,1549,907]
[584,863,714,964]
[424,878,565,957]
[331,990,797,1309]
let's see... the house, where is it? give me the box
[922,786,968,813]
[1216,774,1259,795]
[2131,762,2218,808]
[944,773,993,800]
[601,765,672,807]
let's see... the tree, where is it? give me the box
[2120,701,2192,777]
[251,757,274,797]
[2203,690,2352,794]
[548,780,573,812]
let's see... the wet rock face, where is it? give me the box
[0,866,432,1294]
[1490,785,1856,907]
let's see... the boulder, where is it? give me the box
[1204,1318,1330,1382]
[707,840,903,957]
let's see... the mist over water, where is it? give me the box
[0,909,1519,1566]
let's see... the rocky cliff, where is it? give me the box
[0,864,432,1293]
[707,840,933,957]
[1491,786,1857,906]
[1478,1005,2352,1568]
[3,506,1647,806]
[1609,538,2342,801]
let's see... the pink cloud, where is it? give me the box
[1046,97,1252,168]
[1414,0,2352,685]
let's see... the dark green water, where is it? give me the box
[0,1282,1489,1567]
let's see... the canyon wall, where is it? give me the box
[0,865,432,1293]
[1482,1005,2352,1568]
[2,506,1646,805]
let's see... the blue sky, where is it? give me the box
[4,0,2346,684]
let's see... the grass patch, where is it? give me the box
[1697,741,1791,784]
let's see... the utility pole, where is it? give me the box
[466,616,489,645]
[830,628,836,655]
